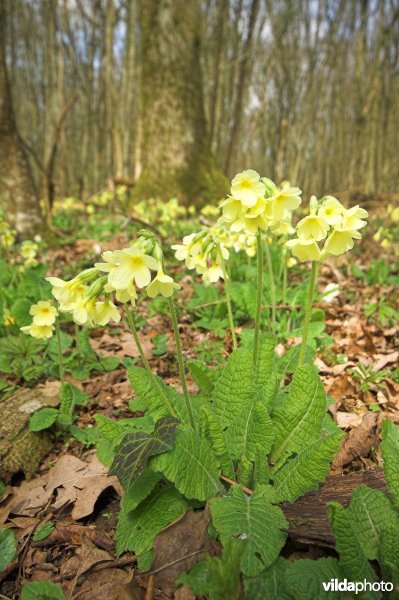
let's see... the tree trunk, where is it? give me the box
[0,6,43,238]
[133,0,227,205]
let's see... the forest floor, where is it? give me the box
[1,211,399,600]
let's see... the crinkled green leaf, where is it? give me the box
[381,418,399,508]
[256,335,276,387]
[110,416,178,489]
[380,523,399,587]
[29,407,59,432]
[328,502,379,598]
[0,528,16,571]
[115,485,188,559]
[21,580,66,599]
[200,407,235,479]
[345,485,399,561]
[276,345,316,384]
[228,401,274,461]
[120,469,162,513]
[214,348,254,428]
[244,556,345,600]
[244,557,291,600]
[188,361,215,395]
[178,541,244,600]
[272,433,343,503]
[127,366,191,423]
[210,485,288,576]
[260,375,279,410]
[151,426,222,500]
[270,365,326,463]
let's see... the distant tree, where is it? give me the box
[133,0,227,204]
[0,5,43,237]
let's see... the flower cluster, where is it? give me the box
[0,218,16,249]
[172,227,229,284]
[286,196,368,262]
[20,240,39,268]
[21,300,58,339]
[219,170,302,235]
[43,232,180,326]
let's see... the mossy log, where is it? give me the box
[0,383,60,482]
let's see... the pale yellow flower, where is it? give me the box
[146,271,181,298]
[230,169,266,207]
[297,215,329,242]
[269,184,302,221]
[219,197,245,222]
[60,298,97,326]
[202,263,224,284]
[285,238,321,262]
[94,299,121,325]
[21,323,54,339]
[95,251,119,272]
[115,284,138,305]
[323,228,361,257]
[342,206,368,231]
[318,197,345,226]
[30,300,58,326]
[107,246,158,290]
[46,277,88,306]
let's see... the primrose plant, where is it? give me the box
[26,170,376,596]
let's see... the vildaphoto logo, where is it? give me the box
[322,579,394,594]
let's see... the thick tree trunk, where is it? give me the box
[134,0,227,205]
[0,8,43,238]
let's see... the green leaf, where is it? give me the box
[244,556,345,600]
[272,433,343,503]
[47,331,73,356]
[99,356,120,371]
[344,485,399,561]
[11,298,32,326]
[256,334,276,387]
[115,485,188,558]
[380,523,399,587]
[200,407,235,479]
[110,416,178,489]
[178,541,244,600]
[244,557,291,600]
[270,365,326,463]
[120,469,162,513]
[21,581,67,600]
[32,521,55,542]
[210,485,288,576]
[188,361,215,395]
[214,348,254,428]
[381,418,399,508]
[151,426,222,501]
[29,407,59,432]
[228,401,274,461]
[0,528,16,571]
[128,366,189,423]
[76,328,97,362]
[276,345,316,383]
[328,502,379,597]
[59,383,75,418]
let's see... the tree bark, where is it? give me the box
[133,0,227,205]
[0,5,43,238]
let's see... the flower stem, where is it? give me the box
[253,231,263,373]
[55,318,65,387]
[298,261,319,366]
[168,297,195,429]
[218,246,237,350]
[264,238,276,332]
[124,304,177,418]
[282,250,288,306]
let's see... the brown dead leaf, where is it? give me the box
[331,412,380,474]
[5,453,122,521]
[136,507,213,597]
[335,412,364,429]
[373,351,399,372]
[47,453,123,520]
